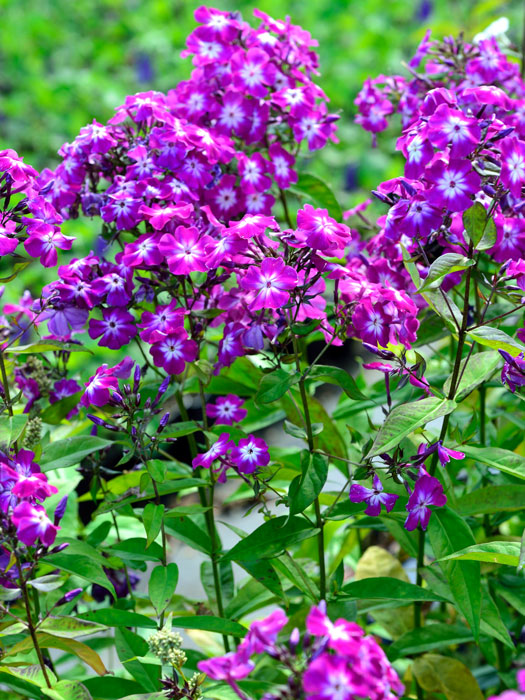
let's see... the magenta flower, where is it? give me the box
[241,609,288,655]
[500,350,525,392]
[149,332,198,375]
[12,502,59,547]
[230,435,270,474]
[197,651,254,683]
[428,105,481,157]
[121,234,164,268]
[139,302,185,343]
[403,133,434,179]
[500,137,525,198]
[192,433,233,470]
[268,144,297,188]
[24,228,74,267]
[159,226,211,275]
[238,153,272,192]
[227,214,278,240]
[10,450,58,501]
[88,307,137,350]
[206,395,247,425]
[81,365,120,407]
[349,474,399,516]
[49,378,82,419]
[0,220,19,255]
[91,272,132,307]
[232,48,275,98]
[405,474,447,531]
[306,602,364,654]
[139,202,193,230]
[296,204,350,251]
[427,159,480,212]
[101,193,142,230]
[303,654,365,700]
[241,257,297,311]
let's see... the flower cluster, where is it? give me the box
[198,603,404,700]
[0,449,61,548]
[192,432,270,482]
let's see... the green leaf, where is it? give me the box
[288,452,328,515]
[255,369,300,404]
[158,421,201,439]
[443,351,500,401]
[413,653,484,700]
[0,664,57,689]
[43,550,116,599]
[6,339,91,354]
[7,633,108,675]
[79,609,156,629]
[461,444,525,480]
[115,628,159,692]
[417,253,475,292]
[42,680,93,700]
[201,559,234,607]
[463,201,497,250]
[306,365,366,400]
[480,583,514,647]
[170,615,246,637]
[148,563,179,615]
[366,398,457,458]
[423,289,462,332]
[37,616,107,639]
[164,517,212,555]
[107,538,164,562]
[0,260,30,283]
[223,516,319,561]
[40,392,83,425]
[237,559,284,601]
[439,541,521,567]
[341,577,447,603]
[143,503,164,548]
[28,574,64,592]
[388,623,473,660]
[164,504,212,517]
[428,508,481,641]
[0,414,28,447]
[467,325,525,356]
[455,485,525,516]
[291,172,342,220]
[40,436,112,471]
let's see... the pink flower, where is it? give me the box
[428,105,481,157]
[500,137,525,198]
[206,395,247,425]
[306,602,364,654]
[149,332,198,375]
[12,502,59,547]
[81,366,119,407]
[24,229,74,267]
[303,654,365,700]
[241,257,297,310]
[159,226,211,275]
[232,47,275,98]
[296,204,350,251]
[192,433,234,470]
[352,301,391,347]
[268,144,297,189]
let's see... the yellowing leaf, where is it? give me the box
[413,653,484,700]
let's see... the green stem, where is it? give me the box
[292,335,326,600]
[0,350,18,452]
[279,187,294,229]
[14,550,52,688]
[175,389,230,652]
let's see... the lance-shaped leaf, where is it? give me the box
[42,680,93,700]
[439,541,521,567]
[467,325,525,356]
[222,516,319,561]
[455,485,525,516]
[413,653,484,700]
[417,253,475,292]
[149,563,178,614]
[463,201,497,250]
[40,436,113,471]
[288,452,328,515]
[6,633,108,675]
[443,350,500,401]
[366,398,456,458]
[306,365,366,400]
[255,369,300,404]
[461,444,525,480]
[291,172,342,220]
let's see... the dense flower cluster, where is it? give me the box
[198,602,403,700]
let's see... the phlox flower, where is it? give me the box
[149,332,198,375]
[500,137,525,198]
[12,502,59,547]
[206,395,247,425]
[306,602,364,654]
[296,203,350,251]
[159,226,211,275]
[240,257,297,310]
[230,435,270,474]
[192,433,233,470]
[405,474,447,531]
[426,158,480,212]
[88,307,137,349]
[24,228,74,268]
[349,474,399,516]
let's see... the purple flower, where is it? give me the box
[500,350,525,392]
[230,435,270,474]
[101,193,142,230]
[428,105,481,157]
[81,365,119,407]
[206,395,247,425]
[268,144,297,188]
[149,332,198,375]
[49,378,82,419]
[303,654,366,700]
[427,159,480,212]
[24,228,74,268]
[232,47,275,98]
[88,307,137,350]
[500,137,525,198]
[10,450,58,501]
[159,226,211,275]
[138,302,185,344]
[241,257,297,311]
[306,602,364,654]
[349,474,399,516]
[197,651,254,682]
[12,502,59,547]
[240,609,288,655]
[352,301,391,347]
[296,204,350,251]
[192,433,233,470]
[405,474,447,531]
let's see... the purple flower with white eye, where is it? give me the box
[88,307,137,350]
[159,226,211,275]
[402,133,434,179]
[428,105,481,157]
[121,234,164,268]
[240,257,297,311]
[349,474,399,516]
[138,302,185,343]
[44,303,89,338]
[0,220,19,255]
[500,137,525,198]
[306,601,364,654]
[10,450,58,501]
[149,332,198,375]
[206,395,247,425]
[303,654,366,700]
[192,433,234,470]
[197,651,254,683]
[403,196,443,238]
[352,301,391,347]
[238,153,272,192]
[138,202,193,230]
[91,272,132,307]
[12,502,59,547]
[405,474,447,531]
[230,435,270,474]
[101,193,142,230]
[426,159,480,212]
[232,47,275,98]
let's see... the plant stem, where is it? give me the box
[175,389,230,652]
[14,550,52,688]
[279,187,294,229]
[292,334,326,600]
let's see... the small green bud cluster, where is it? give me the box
[148,628,187,668]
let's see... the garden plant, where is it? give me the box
[1,6,525,700]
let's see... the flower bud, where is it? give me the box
[54,496,68,525]
[56,587,82,606]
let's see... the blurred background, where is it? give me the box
[1,0,524,205]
